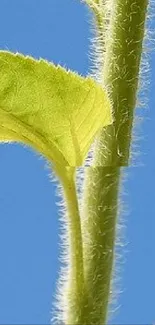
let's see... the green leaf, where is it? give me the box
[0,51,113,166]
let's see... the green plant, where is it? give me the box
[0,0,150,324]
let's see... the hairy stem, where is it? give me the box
[93,0,149,166]
[85,0,108,53]
[53,0,149,324]
[79,0,149,324]
[81,166,121,324]
[52,165,91,324]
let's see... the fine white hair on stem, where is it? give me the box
[75,163,130,323]
[45,0,154,323]
[83,0,154,169]
[44,163,71,325]
[79,0,154,321]
[130,0,155,167]
[106,166,131,322]
[83,0,112,84]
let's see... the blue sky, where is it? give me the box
[0,0,155,324]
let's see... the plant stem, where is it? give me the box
[81,166,121,324]
[93,0,149,166]
[52,165,90,324]
[80,0,149,324]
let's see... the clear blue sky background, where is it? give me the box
[0,0,155,324]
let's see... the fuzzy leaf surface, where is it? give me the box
[0,51,112,166]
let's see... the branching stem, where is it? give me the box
[54,1,149,324]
